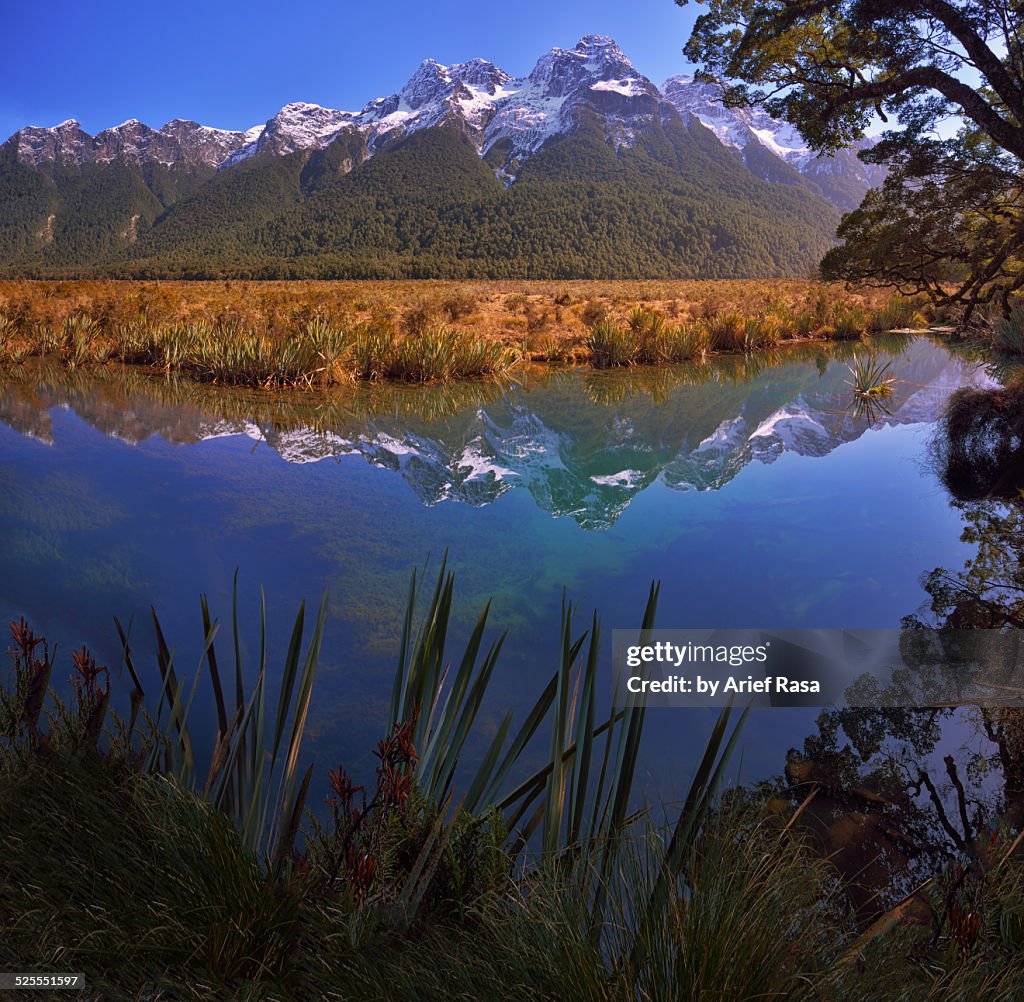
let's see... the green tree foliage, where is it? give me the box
[0,148,58,262]
[0,119,839,279]
[680,0,1024,323]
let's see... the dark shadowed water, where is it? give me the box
[0,337,997,805]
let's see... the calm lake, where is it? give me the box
[0,336,997,804]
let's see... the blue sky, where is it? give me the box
[0,1,701,140]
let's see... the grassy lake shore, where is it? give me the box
[0,278,931,385]
[4,572,1023,1001]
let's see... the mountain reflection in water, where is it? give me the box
[0,337,993,530]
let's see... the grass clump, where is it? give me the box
[0,761,307,996]
[522,330,590,363]
[707,309,745,351]
[824,302,870,340]
[0,312,31,364]
[590,311,707,368]
[441,289,478,321]
[623,806,851,1000]
[659,322,709,363]
[354,323,517,382]
[993,303,1024,355]
[301,315,355,386]
[60,314,109,367]
[868,295,929,333]
[846,354,895,397]
[589,318,636,368]
[742,312,783,350]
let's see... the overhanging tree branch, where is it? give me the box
[919,0,1024,114]
[816,65,1024,159]
[680,0,1024,323]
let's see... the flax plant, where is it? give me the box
[846,354,895,397]
[385,557,743,901]
[1,564,767,998]
[868,295,928,333]
[706,309,745,351]
[589,319,636,367]
[61,314,108,367]
[826,302,870,340]
[114,575,329,866]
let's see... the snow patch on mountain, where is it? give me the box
[591,78,649,97]
[661,74,886,207]
[662,75,810,162]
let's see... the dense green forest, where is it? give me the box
[0,116,839,279]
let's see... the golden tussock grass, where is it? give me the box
[0,279,932,385]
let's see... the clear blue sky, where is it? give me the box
[0,1,701,140]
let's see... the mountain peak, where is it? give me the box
[400,59,453,109]
[575,34,620,51]
[573,35,632,68]
[528,35,637,95]
[408,58,446,81]
[449,57,510,91]
[239,102,358,160]
[276,101,334,115]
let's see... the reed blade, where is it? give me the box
[270,599,306,771]
[568,611,600,847]
[271,590,329,859]
[432,633,507,803]
[199,595,228,737]
[418,600,492,793]
[464,711,514,813]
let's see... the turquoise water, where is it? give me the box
[0,337,991,803]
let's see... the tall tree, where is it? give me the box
[679,1,1024,324]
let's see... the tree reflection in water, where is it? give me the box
[775,384,1024,937]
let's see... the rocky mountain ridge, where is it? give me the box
[5,35,880,207]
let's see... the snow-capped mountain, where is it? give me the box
[222,36,664,179]
[661,75,887,210]
[5,35,880,205]
[9,117,262,169]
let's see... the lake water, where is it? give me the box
[0,336,996,805]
